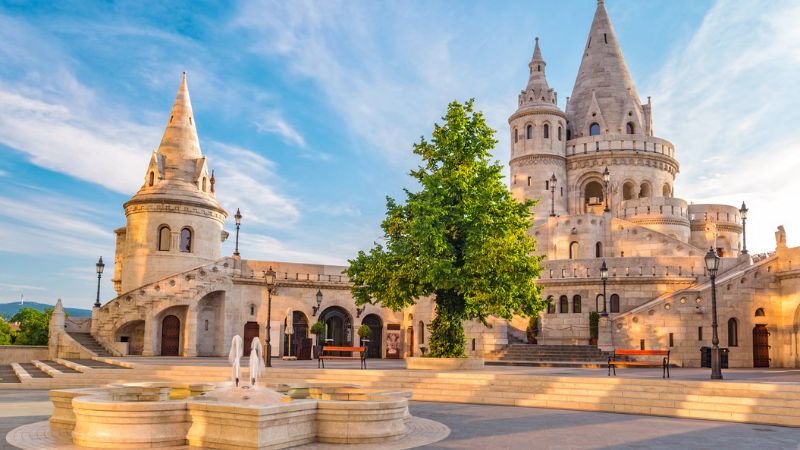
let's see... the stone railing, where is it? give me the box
[618,197,690,221]
[539,256,741,281]
[566,134,676,159]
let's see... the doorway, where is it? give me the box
[361,314,383,359]
[161,315,181,356]
[243,321,259,357]
[320,306,352,356]
[753,324,770,368]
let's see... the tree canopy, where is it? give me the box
[346,100,545,357]
[10,307,50,345]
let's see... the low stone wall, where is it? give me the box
[0,345,48,363]
[405,357,484,370]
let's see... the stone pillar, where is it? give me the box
[49,299,66,359]
[597,316,614,352]
[142,316,156,356]
[184,306,198,357]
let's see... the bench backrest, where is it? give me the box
[322,346,365,353]
[615,349,669,356]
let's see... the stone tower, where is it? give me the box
[509,38,568,219]
[112,73,228,294]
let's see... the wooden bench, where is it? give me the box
[318,345,367,369]
[608,349,670,378]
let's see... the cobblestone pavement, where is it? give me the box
[410,402,800,449]
[0,390,50,450]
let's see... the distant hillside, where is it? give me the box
[0,301,92,319]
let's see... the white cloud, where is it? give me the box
[645,0,800,252]
[255,111,306,148]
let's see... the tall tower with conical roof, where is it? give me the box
[113,74,228,294]
[509,38,568,219]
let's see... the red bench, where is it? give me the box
[608,349,670,378]
[318,345,367,369]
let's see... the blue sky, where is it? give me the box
[1,0,798,308]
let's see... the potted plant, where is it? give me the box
[357,324,372,348]
[310,321,325,359]
[589,311,599,346]
[526,316,539,344]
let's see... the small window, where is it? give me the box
[545,180,549,190]
[590,123,600,136]
[547,300,556,314]
[558,126,562,141]
[610,294,620,313]
[566,129,572,140]
[603,33,608,44]
[626,122,634,134]
[640,339,645,350]
[543,124,550,139]
[595,242,602,258]
[514,128,518,143]
[669,333,674,347]
[418,320,425,344]
[180,228,192,252]
[149,171,155,187]
[559,295,569,314]
[202,177,207,192]
[471,338,476,351]
[569,241,579,259]
[526,125,533,139]
[727,318,738,346]
[158,225,171,251]
[250,305,255,316]
[573,295,582,314]
[527,176,532,186]
[537,65,541,72]
[755,308,765,317]
[204,320,209,331]
[698,326,703,340]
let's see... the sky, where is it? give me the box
[0,0,798,309]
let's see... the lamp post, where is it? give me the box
[599,260,608,317]
[94,257,105,308]
[704,247,723,380]
[739,202,748,255]
[312,290,323,316]
[264,266,276,367]
[603,166,611,212]
[233,208,242,257]
[549,173,557,217]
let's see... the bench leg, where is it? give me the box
[608,358,611,376]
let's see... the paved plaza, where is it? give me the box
[2,389,800,449]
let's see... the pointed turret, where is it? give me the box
[158,72,202,160]
[566,0,646,138]
[518,37,558,109]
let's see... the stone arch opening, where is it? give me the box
[639,182,652,198]
[115,320,145,356]
[569,241,579,259]
[196,291,225,357]
[362,314,383,359]
[156,305,187,356]
[662,183,672,198]
[320,306,353,353]
[284,310,310,359]
[623,181,636,200]
[584,181,604,208]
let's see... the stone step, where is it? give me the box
[0,364,20,383]
[18,362,52,378]
[66,332,112,357]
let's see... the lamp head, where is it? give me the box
[234,208,242,226]
[739,202,748,220]
[96,257,105,275]
[599,260,608,280]
[316,290,323,306]
[603,166,610,183]
[704,247,720,274]
[264,266,276,287]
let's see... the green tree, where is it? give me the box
[0,317,14,345]
[11,308,50,345]
[346,100,545,357]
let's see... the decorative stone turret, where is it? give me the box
[113,74,228,294]
[509,38,568,220]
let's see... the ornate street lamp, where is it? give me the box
[739,202,748,255]
[599,260,608,317]
[704,247,723,380]
[603,166,611,212]
[94,257,105,308]
[549,173,557,217]
[312,290,323,316]
[233,208,242,257]
[263,266,276,367]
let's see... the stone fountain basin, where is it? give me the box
[50,382,411,449]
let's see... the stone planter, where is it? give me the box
[404,357,484,370]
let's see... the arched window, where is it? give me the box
[158,225,171,251]
[595,242,602,258]
[526,125,533,139]
[573,295,582,314]
[149,171,155,187]
[547,296,556,314]
[559,295,569,313]
[755,308,765,317]
[557,126,562,141]
[569,241,579,259]
[626,122,634,134]
[543,124,550,139]
[584,181,604,206]
[250,304,255,316]
[727,318,738,347]
[623,182,635,200]
[418,320,425,344]
[662,183,671,198]
[639,182,651,198]
[610,294,620,313]
[589,123,601,136]
[514,128,518,143]
[180,227,192,253]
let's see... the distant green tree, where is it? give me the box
[0,317,14,345]
[346,100,546,357]
[11,308,49,345]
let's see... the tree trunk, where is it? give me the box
[428,289,467,357]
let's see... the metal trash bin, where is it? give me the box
[700,346,729,368]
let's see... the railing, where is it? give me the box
[566,134,676,159]
[540,256,741,281]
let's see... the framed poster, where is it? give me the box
[386,324,401,359]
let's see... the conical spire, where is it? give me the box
[566,0,643,137]
[157,72,202,160]
[518,37,558,109]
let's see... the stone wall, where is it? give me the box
[0,345,48,363]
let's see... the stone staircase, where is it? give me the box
[0,364,20,383]
[486,344,611,368]
[67,332,112,357]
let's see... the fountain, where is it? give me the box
[7,335,449,449]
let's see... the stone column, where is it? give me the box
[184,306,199,357]
[142,315,156,356]
[597,316,614,352]
[49,299,66,359]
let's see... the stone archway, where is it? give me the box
[753,324,770,368]
[196,291,225,357]
[284,311,310,359]
[115,320,145,356]
[243,322,259,357]
[362,314,383,359]
[161,315,181,356]
[320,306,353,355]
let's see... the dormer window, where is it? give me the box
[590,123,601,136]
[537,65,541,72]
[149,171,155,187]
[626,122,635,134]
